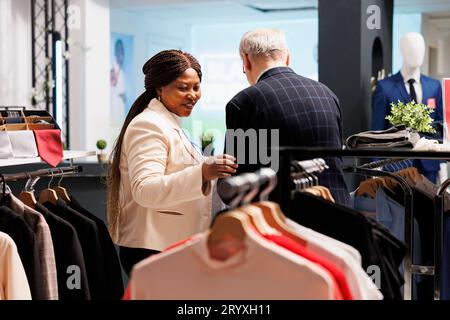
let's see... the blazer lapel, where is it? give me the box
[393,72,411,103]
[148,98,203,164]
[174,128,203,164]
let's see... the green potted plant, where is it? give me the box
[200,131,215,156]
[385,100,436,134]
[96,139,108,163]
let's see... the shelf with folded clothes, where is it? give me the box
[0,109,58,131]
[0,150,97,168]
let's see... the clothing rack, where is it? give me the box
[343,165,414,299]
[276,147,450,300]
[0,165,81,182]
[434,177,450,299]
[0,166,81,199]
[217,168,277,208]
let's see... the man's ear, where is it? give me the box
[285,52,290,66]
[243,53,252,73]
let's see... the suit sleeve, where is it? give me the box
[124,119,210,209]
[371,83,388,130]
[224,100,245,154]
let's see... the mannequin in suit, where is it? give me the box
[371,32,443,182]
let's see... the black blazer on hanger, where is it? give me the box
[68,196,124,300]
[0,205,45,300]
[42,199,108,300]
[224,67,351,207]
[291,192,405,300]
[35,202,91,300]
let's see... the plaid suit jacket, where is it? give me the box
[224,67,351,207]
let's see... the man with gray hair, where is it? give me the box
[224,28,351,207]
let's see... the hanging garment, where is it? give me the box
[42,199,107,300]
[261,233,352,299]
[352,189,422,299]
[9,194,58,300]
[35,203,91,300]
[387,186,450,300]
[68,196,124,300]
[125,231,337,300]
[291,192,405,300]
[0,231,31,300]
[0,205,44,299]
[285,219,383,300]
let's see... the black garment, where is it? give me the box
[408,79,417,103]
[384,186,437,299]
[291,192,405,300]
[119,246,159,277]
[43,199,108,300]
[224,67,351,207]
[68,196,124,300]
[35,202,91,300]
[0,205,44,300]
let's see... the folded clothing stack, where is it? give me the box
[0,130,63,167]
[345,125,421,149]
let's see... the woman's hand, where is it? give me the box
[202,154,238,182]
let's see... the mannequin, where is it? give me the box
[400,32,425,105]
[371,32,443,182]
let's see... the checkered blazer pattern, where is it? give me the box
[225,67,351,207]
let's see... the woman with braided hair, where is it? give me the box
[107,50,238,276]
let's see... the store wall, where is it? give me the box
[107,10,191,152]
[188,19,318,152]
[392,13,422,74]
[0,0,32,106]
[69,0,111,154]
[422,14,450,80]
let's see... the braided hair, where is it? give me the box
[107,50,202,241]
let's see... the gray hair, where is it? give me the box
[239,28,288,60]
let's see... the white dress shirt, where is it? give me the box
[401,69,422,104]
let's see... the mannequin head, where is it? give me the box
[400,32,425,69]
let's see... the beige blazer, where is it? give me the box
[116,98,213,251]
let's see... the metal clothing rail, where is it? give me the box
[276,147,450,160]
[0,165,81,182]
[217,168,277,208]
[276,147,450,300]
[434,178,450,300]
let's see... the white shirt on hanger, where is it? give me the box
[126,230,336,300]
[286,219,383,300]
